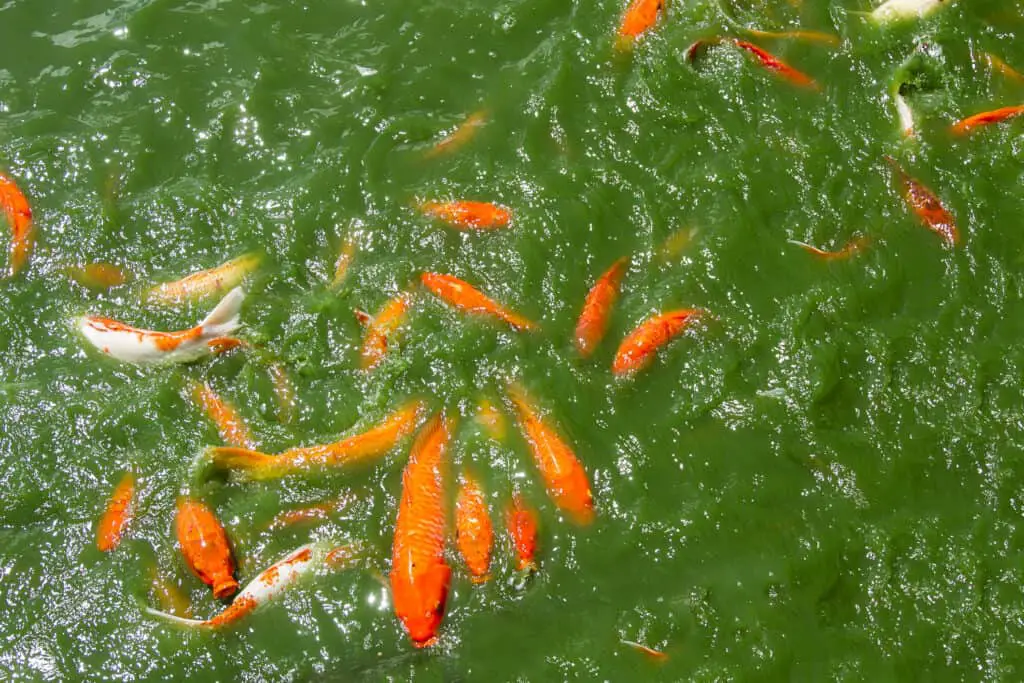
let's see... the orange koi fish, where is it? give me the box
[620,639,669,661]
[420,201,511,231]
[575,257,629,358]
[0,173,34,277]
[391,414,456,647]
[355,292,411,371]
[175,497,238,599]
[190,381,255,448]
[267,361,296,424]
[476,399,508,442]
[425,110,488,159]
[455,472,492,583]
[144,253,261,305]
[507,493,539,571]
[206,399,426,479]
[617,0,665,43]
[884,156,958,246]
[612,309,704,377]
[421,272,537,331]
[266,493,357,530]
[788,235,869,261]
[984,53,1024,84]
[67,263,130,290]
[149,567,192,618]
[951,105,1024,135]
[733,40,819,90]
[506,382,594,525]
[78,287,246,365]
[146,543,349,628]
[96,471,136,552]
[330,237,357,291]
[742,28,840,46]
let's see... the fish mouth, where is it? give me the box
[213,578,239,599]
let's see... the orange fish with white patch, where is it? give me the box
[507,493,539,571]
[144,253,261,305]
[612,309,703,377]
[575,257,628,357]
[617,0,665,44]
[420,201,511,231]
[355,292,411,371]
[175,497,238,599]
[391,414,455,647]
[190,381,255,448]
[421,272,537,331]
[884,156,958,246]
[146,543,350,628]
[77,287,246,365]
[733,40,819,90]
[455,472,493,583]
[96,471,136,552]
[206,399,425,479]
[0,173,34,277]
[506,382,594,525]
[950,105,1024,135]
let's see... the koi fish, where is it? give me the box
[67,263,130,291]
[984,53,1024,84]
[617,0,664,43]
[656,226,699,262]
[267,362,297,424]
[144,253,261,305]
[391,414,455,648]
[175,497,238,599]
[475,399,507,442]
[575,257,628,358]
[612,309,704,377]
[330,237,357,291]
[894,89,916,138]
[0,173,34,277]
[620,639,669,661]
[507,493,539,571]
[788,235,869,260]
[266,493,356,530]
[733,40,819,90]
[506,382,594,525]
[950,105,1024,135]
[190,381,255,448]
[455,472,492,583]
[77,287,246,365]
[870,0,951,23]
[96,472,135,552]
[421,272,537,331]
[884,156,958,246]
[206,399,425,480]
[355,293,411,371]
[145,543,348,628]
[420,201,511,231]
[425,110,488,159]
[742,28,840,46]
[149,567,192,618]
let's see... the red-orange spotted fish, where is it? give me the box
[420,201,511,231]
[884,156,958,246]
[0,172,34,277]
[733,40,819,90]
[206,399,425,479]
[950,105,1024,135]
[507,493,539,571]
[506,382,594,525]
[455,471,493,583]
[190,381,255,448]
[96,471,136,552]
[391,414,456,647]
[421,272,537,331]
[575,257,628,358]
[355,292,411,371]
[612,309,704,377]
[175,497,239,599]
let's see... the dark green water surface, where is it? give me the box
[3,0,1024,679]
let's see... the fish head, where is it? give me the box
[401,563,451,647]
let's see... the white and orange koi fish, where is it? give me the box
[77,287,245,364]
[144,542,356,629]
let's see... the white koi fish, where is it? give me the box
[870,0,951,23]
[77,287,246,365]
[144,542,355,629]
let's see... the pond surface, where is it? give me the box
[2,0,1024,679]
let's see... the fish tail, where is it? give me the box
[199,287,246,338]
[143,605,207,628]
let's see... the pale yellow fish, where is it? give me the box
[744,28,840,46]
[475,399,507,442]
[656,227,699,263]
[330,238,357,290]
[268,362,296,424]
[984,52,1024,84]
[145,253,261,305]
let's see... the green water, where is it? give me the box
[3,0,1024,679]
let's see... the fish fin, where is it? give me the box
[143,605,206,627]
[199,287,246,338]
